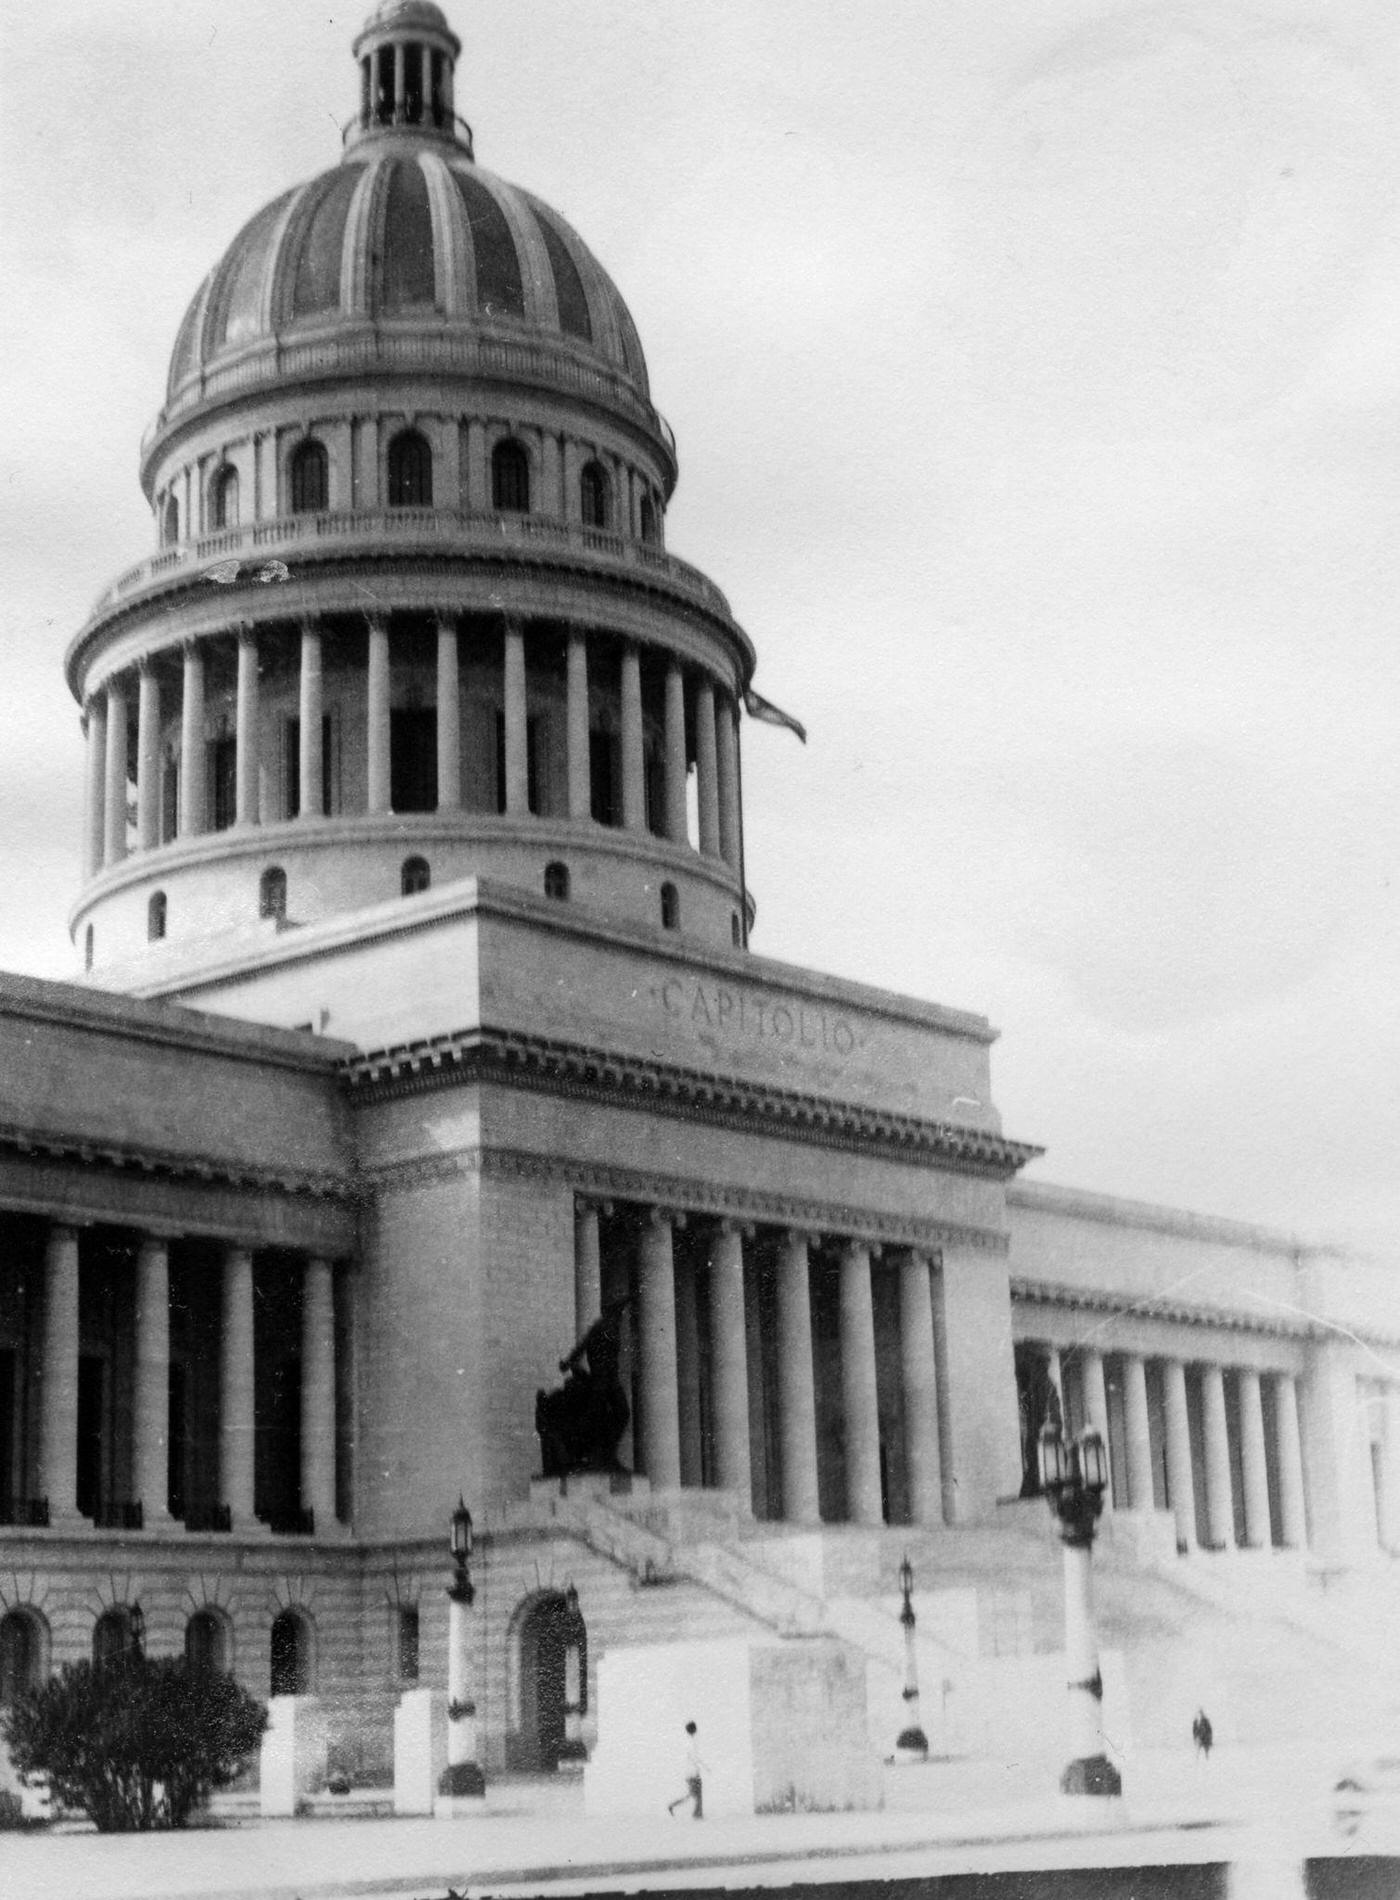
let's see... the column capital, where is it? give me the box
[365,610,388,634]
[137,653,155,678]
[434,611,458,635]
[714,1216,755,1241]
[646,1205,685,1232]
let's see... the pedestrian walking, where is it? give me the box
[1192,1707,1213,1761]
[667,1720,706,1818]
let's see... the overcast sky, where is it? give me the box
[4,0,1400,1254]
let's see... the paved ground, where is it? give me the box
[0,1746,1390,1900]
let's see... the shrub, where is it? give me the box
[2,1655,267,1831]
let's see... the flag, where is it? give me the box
[742,686,807,744]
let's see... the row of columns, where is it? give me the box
[576,1205,946,1526]
[83,619,743,881]
[1045,1344,1308,1553]
[35,1222,338,1535]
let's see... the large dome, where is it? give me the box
[164,152,649,405]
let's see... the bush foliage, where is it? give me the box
[2,1655,267,1831]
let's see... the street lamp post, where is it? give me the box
[439,1497,486,1800]
[894,1553,928,1762]
[1038,1422,1121,1797]
[557,1580,589,1765]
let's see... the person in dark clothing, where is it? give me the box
[1192,1708,1213,1759]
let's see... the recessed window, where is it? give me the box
[162,495,180,546]
[84,924,94,971]
[731,911,741,947]
[148,891,167,941]
[211,465,239,530]
[492,439,530,513]
[388,429,433,507]
[290,439,329,514]
[259,866,287,921]
[640,494,658,545]
[580,460,609,529]
[401,855,430,896]
[397,1606,420,1682]
[544,861,570,901]
[660,882,680,930]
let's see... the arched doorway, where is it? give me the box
[516,1593,580,1771]
[269,1609,312,1696]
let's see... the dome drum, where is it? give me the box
[73,605,749,967]
[71,817,748,981]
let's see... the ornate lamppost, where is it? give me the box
[557,1580,589,1765]
[894,1553,928,1762]
[1037,1422,1121,1797]
[439,1497,485,1799]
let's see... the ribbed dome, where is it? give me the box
[165,150,649,405]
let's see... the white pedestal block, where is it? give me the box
[394,1687,447,1816]
[259,1695,327,1817]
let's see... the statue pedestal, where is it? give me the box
[531,1473,650,1505]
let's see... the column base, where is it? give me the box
[1060,1754,1122,1797]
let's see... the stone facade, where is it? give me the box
[2,0,1398,1792]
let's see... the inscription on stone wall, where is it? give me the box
[648,977,866,1061]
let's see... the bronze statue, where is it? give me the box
[535,1294,633,1477]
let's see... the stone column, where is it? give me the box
[707,1223,751,1505]
[503,619,529,815]
[695,677,721,858]
[716,693,741,869]
[931,1244,1022,1523]
[838,1241,882,1526]
[1200,1363,1235,1549]
[435,616,461,810]
[39,1224,80,1521]
[366,616,391,814]
[104,677,129,865]
[220,1246,257,1527]
[236,628,260,826]
[566,629,591,821]
[393,39,406,116]
[136,663,162,850]
[1122,1354,1154,1510]
[1163,1358,1197,1550]
[297,621,324,818]
[776,1230,820,1524]
[675,1254,703,1488]
[574,1201,601,1338]
[637,1211,681,1488]
[178,643,206,837]
[900,1248,943,1527]
[1274,1372,1307,1550]
[301,1258,336,1532]
[1079,1348,1112,1509]
[664,660,688,844]
[84,699,107,879]
[1238,1368,1271,1548]
[620,644,645,832]
[133,1236,172,1526]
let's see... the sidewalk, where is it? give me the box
[0,1749,1335,1900]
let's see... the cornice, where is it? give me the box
[346,1023,1042,1182]
[368,1141,1010,1253]
[1010,1274,1316,1342]
[0,1118,356,1208]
